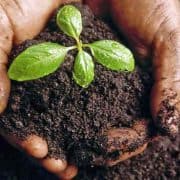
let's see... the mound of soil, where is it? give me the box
[0,4,153,166]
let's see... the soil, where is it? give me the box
[76,136,180,180]
[0,135,179,179]
[0,3,153,166]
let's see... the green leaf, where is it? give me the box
[73,50,94,88]
[88,40,135,71]
[56,5,82,40]
[8,42,69,81]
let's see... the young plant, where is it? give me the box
[8,5,135,88]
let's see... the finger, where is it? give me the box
[58,165,78,180]
[40,157,67,174]
[151,28,180,137]
[0,63,10,113]
[104,120,149,166]
[0,21,12,114]
[1,132,48,159]
[106,143,147,166]
[1,131,69,175]
[0,4,14,113]
[0,4,13,54]
[151,82,180,136]
[0,0,61,45]
[20,135,48,158]
[107,120,148,152]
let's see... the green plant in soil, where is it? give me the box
[8,5,135,88]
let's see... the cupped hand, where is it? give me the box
[0,0,79,179]
[85,0,180,163]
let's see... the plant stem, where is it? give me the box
[75,38,83,51]
[67,45,77,51]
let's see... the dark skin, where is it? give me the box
[0,0,179,179]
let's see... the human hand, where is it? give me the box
[0,0,80,179]
[85,0,180,164]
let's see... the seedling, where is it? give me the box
[8,5,135,88]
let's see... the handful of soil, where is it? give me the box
[0,4,153,166]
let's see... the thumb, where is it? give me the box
[2,0,82,45]
[0,5,13,113]
[0,56,10,113]
[0,0,62,45]
[151,29,180,137]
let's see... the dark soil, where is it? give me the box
[0,135,179,179]
[0,4,153,166]
[76,136,180,180]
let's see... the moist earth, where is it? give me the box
[0,4,153,166]
[0,136,179,179]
